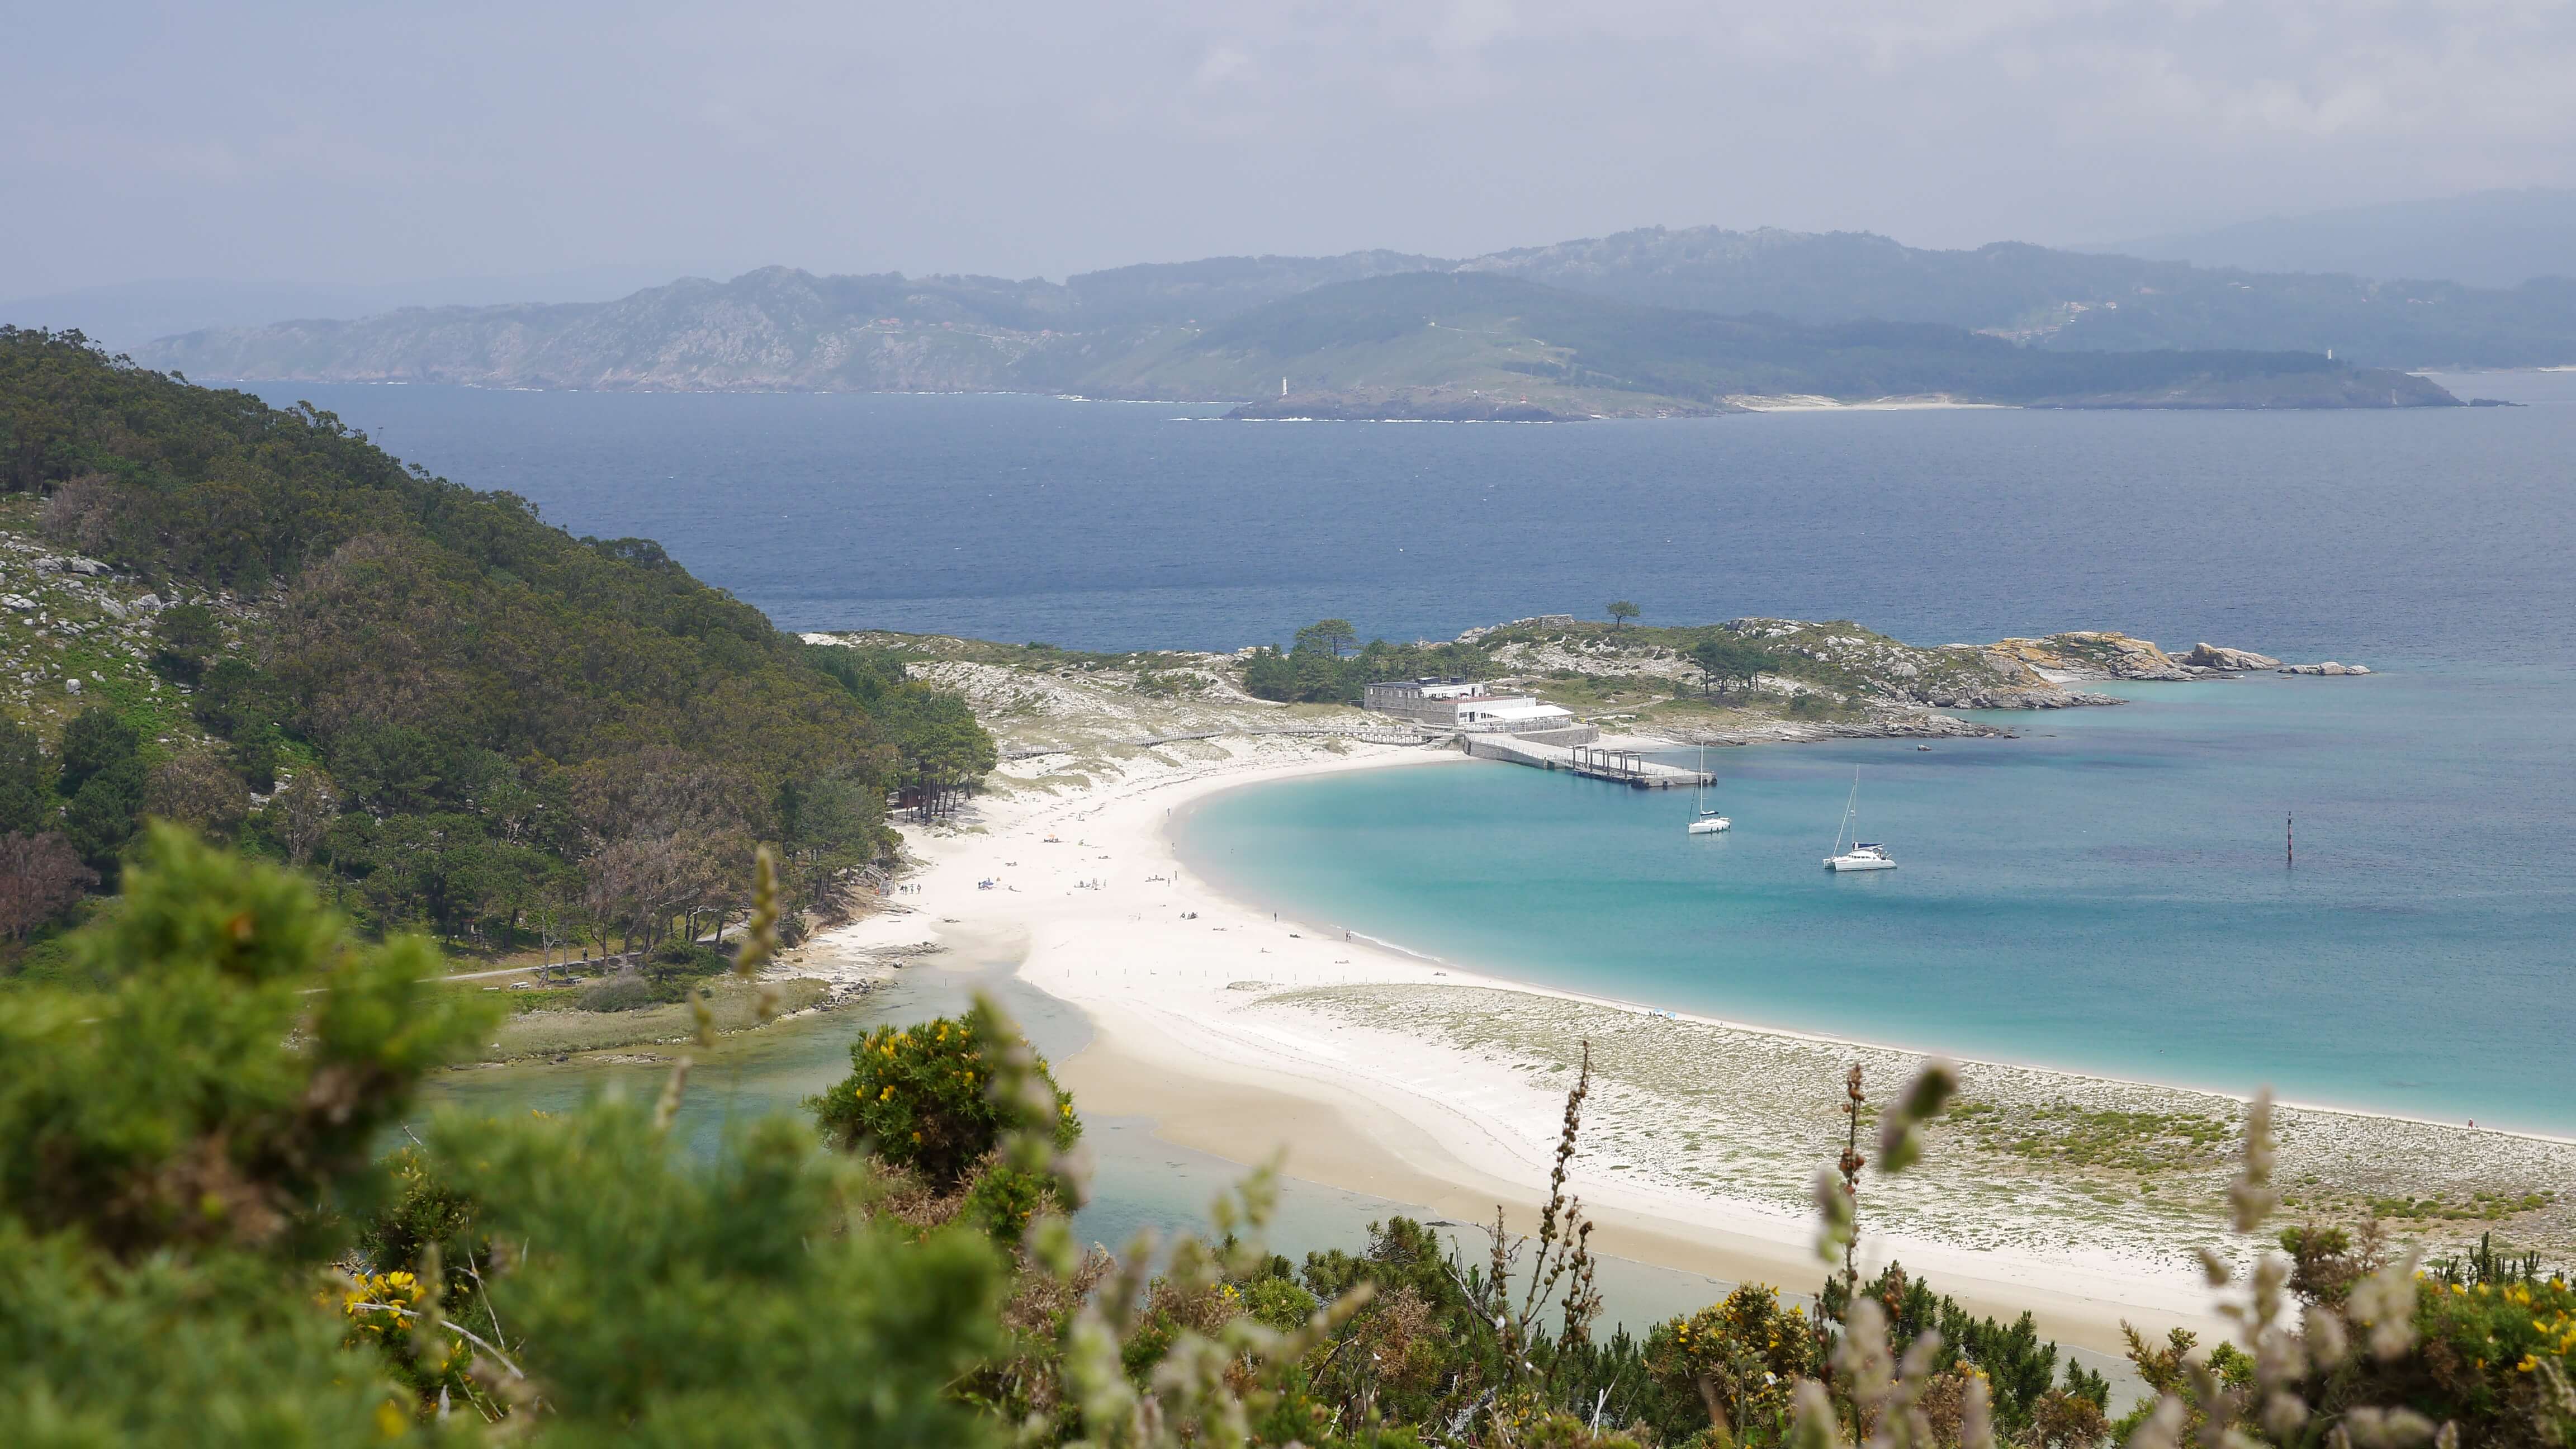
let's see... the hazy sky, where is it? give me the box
[9,0,2575,294]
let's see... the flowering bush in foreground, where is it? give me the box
[1646,1284,1816,1441]
[808,1003,1078,1187]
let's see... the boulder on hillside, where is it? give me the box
[2185,642,2281,670]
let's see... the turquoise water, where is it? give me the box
[1180,670,2576,1135]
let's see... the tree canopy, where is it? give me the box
[1244,622,1497,705]
[1688,634,1779,698]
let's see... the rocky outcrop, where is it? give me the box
[1454,615,1575,643]
[1915,684,2123,709]
[1710,618,2122,711]
[2280,661,2372,676]
[1988,632,2193,681]
[1661,709,2013,746]
[2184,643,2281,670]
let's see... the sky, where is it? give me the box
[7,0,2576,296]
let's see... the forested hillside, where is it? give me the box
[0,327,988,965]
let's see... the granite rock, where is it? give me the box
[2185,642,2281,670]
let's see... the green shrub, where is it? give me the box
[427,1098,1011,1445]
[0,826,499,1439]
[0,1219,463,1445]
[229,721,282,792]
[575,974,660,1012]
[643,940,728,979]
[0,824,495,1257]
[1245,1275,1322,1333]
[358,1146,485,1299]
[149,603,221,684]
[808,1003,1078,1188]
[958,1159,1058,1244]
[0,720,52,836]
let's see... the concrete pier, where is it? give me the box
[1463,733,1712,788]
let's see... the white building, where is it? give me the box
[1455,697,1574,728]
[1363,678,1579,734]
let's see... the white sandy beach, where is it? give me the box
[787,723,2575,1359]
[802,738,2245,1351]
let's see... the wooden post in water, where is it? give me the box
[2287,813,2294,868]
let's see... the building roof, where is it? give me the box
[1461,700,1573,721]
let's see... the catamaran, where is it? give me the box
[1687,744,1730,834]
[1822,770,1895,871]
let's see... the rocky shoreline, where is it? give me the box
[806,617,2379,771]
[1988,633,2368,682]
[1467,618,2370,746]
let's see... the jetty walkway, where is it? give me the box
[1464,735,1711,788]
[1124,725,1441,749]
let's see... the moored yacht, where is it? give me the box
[1822,771,1896,870]
[1687,744,1729,834]
[1824,842,1896,871]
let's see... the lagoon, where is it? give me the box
[418,940,1742,1334]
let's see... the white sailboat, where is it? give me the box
[1687,744,1730,834]
[1822,770,1895,871]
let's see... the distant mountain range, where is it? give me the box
[0,264,754,353]
[1137,273,2460,416]
[109,219,2576,414]
[2100,188,2576,291]
[1463,229,2576,367]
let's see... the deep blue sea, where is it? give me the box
[255,372,2576,662]
[257,374,2576,1133]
